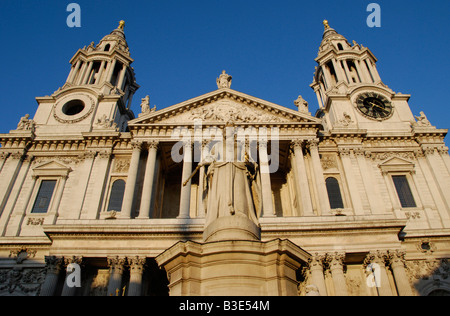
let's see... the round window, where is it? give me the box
[62,100,85,116]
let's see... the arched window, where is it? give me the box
[337,43,344,51]
[107,180,126,212]
[104,44,111,52]
[326,177,344,209]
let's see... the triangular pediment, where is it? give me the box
[379,156,415,173]
[32,161,72,177]
[129,88,321,126]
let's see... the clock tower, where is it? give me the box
[32,21,139,136]
[311,21,415,132]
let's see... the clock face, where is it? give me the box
[356,93,393,120]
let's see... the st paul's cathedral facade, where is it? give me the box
[0,21,449,296]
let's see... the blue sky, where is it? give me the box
[0,0,449,137]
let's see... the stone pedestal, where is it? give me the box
[203,214,261,243]
[156,239,310,296]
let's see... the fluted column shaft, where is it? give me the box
[364,251,393,296]
[107,257,127,296]
[128,257,146,296]
[259,140,275,217]
[178,141,192,219]
[40,256,63,296]
[389,251,413,296]
[61,256,83,296]
[139,142,159,218]
[327,253,348,296]
[291,140,314,216]
[309,254,328,296]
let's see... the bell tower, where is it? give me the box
[33,21,140,135]
[311,20,415,132]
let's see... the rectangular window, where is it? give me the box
[392,175,417,208]
[31,180,57,214]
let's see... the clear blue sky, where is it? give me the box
[0,0,449,137]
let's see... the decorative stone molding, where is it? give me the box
[321,155,338,170]
[113,159,130,173]
[0,268,45,296]
[9,247,37,264]
[416,239,436,255]
[27,218,45,226]
[406,259,449,282]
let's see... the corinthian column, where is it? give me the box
[326,252,348,296]
[128,256,146,296]
[388,250,413,296]
[178,141,192,219]
[121,142,143,218]
[139,141,159,219]
[259,140,275,217]
[107,257,127,296]
[40,256,63,296]
[61,256,83,296]
[308,253,328,296]
[291,140,314,216]
[364,251,393,296]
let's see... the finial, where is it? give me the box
[118,20,125,30]
[323,20,330,29]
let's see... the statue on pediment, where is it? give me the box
[294,95,310,114]
[414,111,432,127]
[17,114,36,132]
[216,70,232,89]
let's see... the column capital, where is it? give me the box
[107,256,127,273]
[290,139,305,150]
[130,141,144,151]
[45,256,63,275]
[63,256,83,267]
[309,253,327,270]
[338,147,351,157]
[307,139,320,149]
[325,252,346,271]
[388,250,407,268]
[364,250,388,267]
[147,140,160,150]
[129,256,146,273]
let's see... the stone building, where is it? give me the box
[0,21,449,296]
